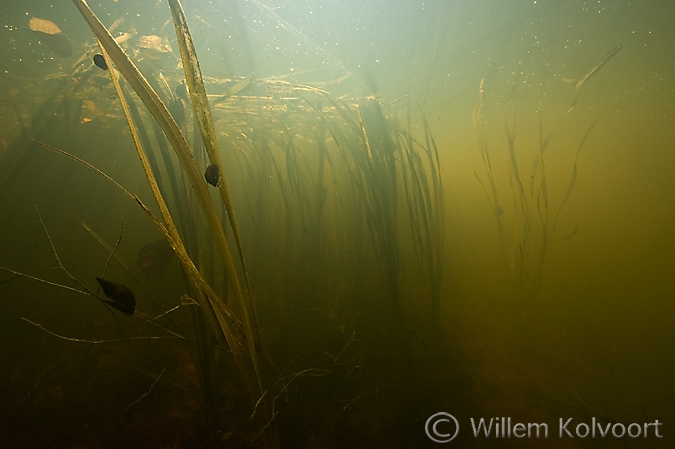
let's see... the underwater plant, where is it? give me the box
[473,45,622,314]
[0,0,445,446]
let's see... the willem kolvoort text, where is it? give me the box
[470,417,663,439]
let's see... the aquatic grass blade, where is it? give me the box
[167,0,252,293]
[70,1,244,317]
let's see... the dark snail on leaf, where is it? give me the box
[204,164,219,186]
[93,54,107,70]
[96,277,136,315]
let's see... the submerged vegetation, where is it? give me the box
[0,0,641,445]
[0,0,444,446]
[473,44,622,314]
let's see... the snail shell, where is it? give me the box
[96,277,136,315]
[93,54,108,71]
[204,164,219,187]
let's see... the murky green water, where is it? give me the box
[1,0,673,448]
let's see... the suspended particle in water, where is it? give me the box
[28,17,73,57]
[204,164,219,186]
